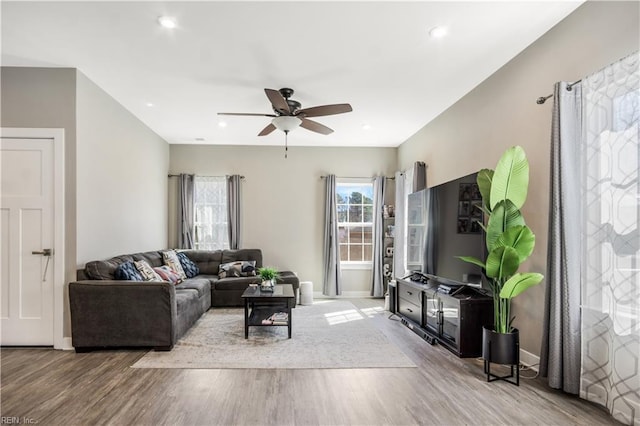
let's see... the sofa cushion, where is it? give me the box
[114,261,144,281]
[214,276,259,290]
[153,266,182,284]
[218,260,257,278]
[131,251,164,268]
[85,255,134,280]
[175,278,211,298]
[134,260,163,281]
[221,249,262,268]
[180,250,223,275]
[162,250,187,280]
[177,252,200,278]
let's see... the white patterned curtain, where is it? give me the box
[580,52,639,425]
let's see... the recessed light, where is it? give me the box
[218,121,227,128]
[429,25,448,39]
[362,124,371,131]
[146,102,154,107]
[158,16,177,29]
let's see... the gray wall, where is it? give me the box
[0,67,78,300]
[397,1,640,356]
[1,67,170,338]
[76,72,169,265]
[169,144,396,294]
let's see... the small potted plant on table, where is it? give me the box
[258,267,280,292]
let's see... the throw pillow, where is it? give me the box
[162,250,187,280]
[153,266,182,285]
[114,261,144,281]
[177,252,200,278]
[218,260,257,278]
[134,260,162,281]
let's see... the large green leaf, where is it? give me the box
[476,168,494,211]
[500,273,544,299]
[490,146,529,210]
[486,200,526,251]
[456,256,485,269]
[494,225,536,263]
[485,246,519,279]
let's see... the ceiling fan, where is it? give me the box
[218,87,353,137]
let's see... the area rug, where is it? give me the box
[132,300,416,369]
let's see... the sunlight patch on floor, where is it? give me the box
[324,309,364,325]
[360,306,385,317]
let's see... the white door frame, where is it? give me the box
[1,127,65,349]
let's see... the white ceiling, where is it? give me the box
[1,1,583,147]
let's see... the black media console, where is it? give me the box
[395,273,493,358]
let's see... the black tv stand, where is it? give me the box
[394,275,493,357]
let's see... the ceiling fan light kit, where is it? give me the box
[218,87,353,158]
[272,116,302,132]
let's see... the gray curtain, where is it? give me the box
[539,81,582,394]
[323,175,342,296]
[393,171,406,279]
[423,187,439,275]
[371,176,385,297]
[177,173,195,249]
[226,175,242,249]
[413,161,426,192]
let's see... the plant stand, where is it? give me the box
[482,327,520,386]
[483,346,520,386]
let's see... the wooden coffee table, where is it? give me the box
[241,284,295,339]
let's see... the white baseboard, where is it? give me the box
[520,348,540,372]
[60,337,74,351]
[313,291,374,298]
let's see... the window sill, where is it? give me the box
[341,262,372,270]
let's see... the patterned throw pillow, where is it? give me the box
[218,260,257,278]
[177,252,200,278]
[134,260,162,281]
[153,266,182,284]
[114,261,144,281]
[162,250,187,280]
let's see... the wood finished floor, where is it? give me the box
[1,298,617,426]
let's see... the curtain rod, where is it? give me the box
[168,174,245,178]
[320,175,395,180]
[536,79,582,105]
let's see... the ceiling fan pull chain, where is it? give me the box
[285,131,289,159]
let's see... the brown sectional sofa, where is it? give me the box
[69,248,299,352]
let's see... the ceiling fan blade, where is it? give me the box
[297,103,352,118]
[264,88,290,114]
[300,118,333,135]
[217,112,277,117]
[258,123,276,136]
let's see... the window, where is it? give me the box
[336,181,374,263]
[193,176,229,250]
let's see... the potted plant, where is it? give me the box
[258,267,280,292]
[458,146,544,383]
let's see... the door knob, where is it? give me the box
[32,248,52,256]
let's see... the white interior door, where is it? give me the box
[1,138,54,345]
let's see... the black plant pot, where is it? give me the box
[482,327,520,385]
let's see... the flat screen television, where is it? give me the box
[406,172,485,287]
